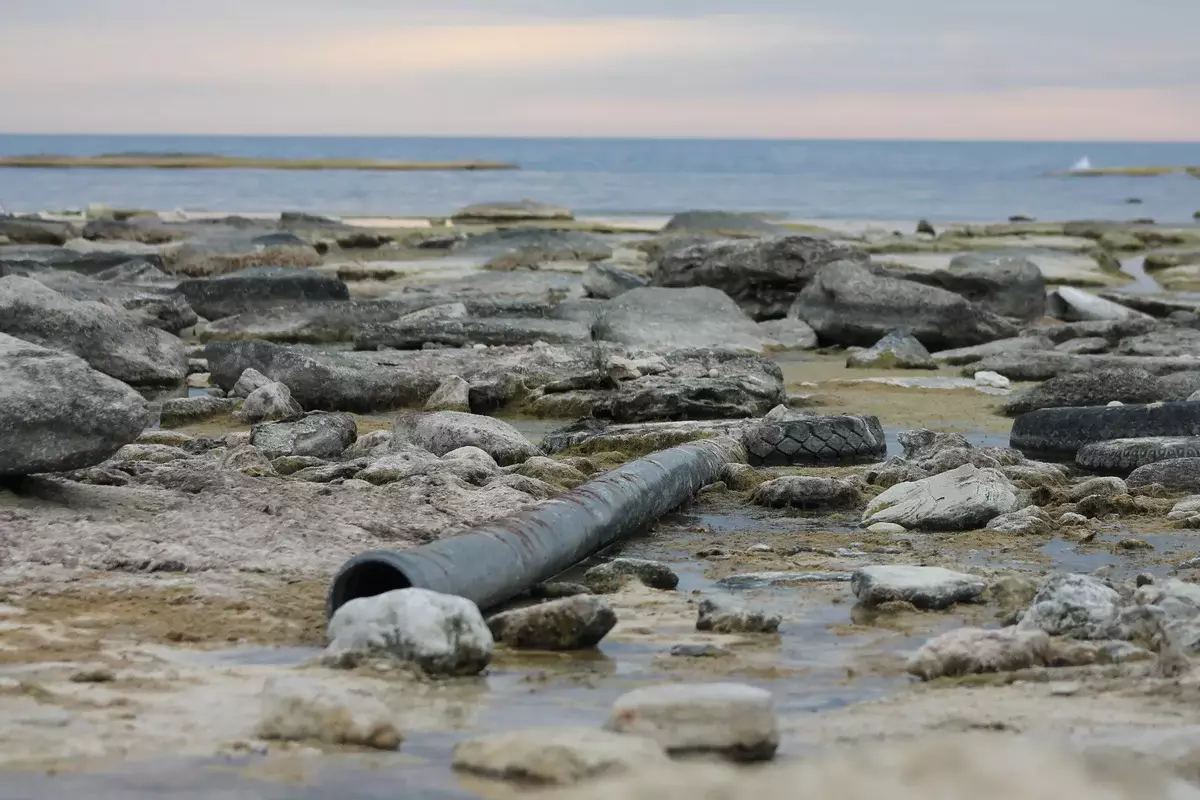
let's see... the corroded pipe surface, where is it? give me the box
[327,436,745,616]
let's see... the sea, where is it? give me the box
[0,135,1197,223]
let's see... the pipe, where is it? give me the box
[327,436,745,616]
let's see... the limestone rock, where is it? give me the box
[846,330,937,370]
[1018,573,1124,640]
[325,588,493,676]
[393,411,540,467]
[584,558,679,593]
[862,464,1020,531]
[583,262,648,300]
[487,595,617,650]
[256,676,401,751]
[424,375,471,412]
[238,381,303,424]
[851,566,987,610]
[251,412,357,460]
[451,728,667,785]
[230,367,273,399]
[907,627,1055,680]
[696,597,781,634]
[750,476,862,509]
[984,505,1053,535]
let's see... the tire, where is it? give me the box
[1076,437,1200,475]
[743,414,886,466]
[1011,402,1200,460]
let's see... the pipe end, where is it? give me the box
[326,550,415,619]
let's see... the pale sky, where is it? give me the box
[2,0,1198,140]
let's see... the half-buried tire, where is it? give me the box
[1010,402,1200,460]
[1076,437,1200,475]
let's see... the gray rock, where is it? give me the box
[230,367,273,399]
[593,287,774,353]
[851,565,987,610]
[661,211,785,236]
[846,330,937,369]
[939,252,1047,320]
[106,443,190,465]
[355,316,591,350]
[1068,476,1129,501]
[393,411,539,466]
[1002,368,1165,415]
[0,218,75,245]
[343,430,392,459]
[452,229,608,264]
[715,572,852,588]
[451,200,573,223]
[325,588,492,676]
[221,444,278,476]
[670,643,732,657]
[515,456,588,489]
[583,262,648,299]
[696,597,781,634]
[750,476,862,509]
[1128,458,1200,493]
[984,505,1053,535]
[487,595,617,650]
[157,396,237,428]
[971,351,1200,382]
[790,261,1019,349]
[757,317,818,350]
[201,299,433,345]
[257,676,402,751]
[17,269,198,334]
[0,275,187,386]
[604,683,778,762]
[170,232,321,278]
[932,335,1055,366]
[270,455,326,475]
[907,627,1056,680]
[176,267,348,321]
[451,727,667,785]
[238,382,303,424]
[354,447,441,485]
[251,412,357,460]
[1018,573,1124,640]
[862,464,1021,531]
[1048,287,1152,322]
[654,235,869,320]
[1056,336,1110,354]
[1116,327,1200,358]
[0,334,150,476]
[424,375,472,412]
[584,558,680,593]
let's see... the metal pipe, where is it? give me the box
[327,436,746,616]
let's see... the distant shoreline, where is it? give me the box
[1049,166,1200,178]
[0,154,518,171]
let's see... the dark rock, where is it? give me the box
[592,287,773,353]
[82,219,187,245]
[157,396,238,428]
[169,232,321,277]
[582,262,648,299]
[790,261,1019,349]
[654,235,869,320]
[742,412,886,466]
[487,595,616,650]
[662,211,785,236]
[970,352,1200,382]
[251,412,358,460]
[584,558,679,593]
[354,317,591,350]
[0,219,75,245]
[937,252,1047,320]
[0,276,188,386]
[200,299,434,344]
[1030,318,1159,345]
[1003,369,1166,416]
[0,333,150,476]
[177,267,349,321]
[916,219,936,236]
[846,330,937,369]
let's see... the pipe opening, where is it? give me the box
[328,559,413,617]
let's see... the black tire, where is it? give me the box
[1011,402,1200,460]
[743,414,886,466]
[1076,437,1200,475]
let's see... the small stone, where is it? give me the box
[424,375,472,412]
[1068,476,1128,502]
[907,627,1055,681]
[238,381,303,424]
[325,588,493,677]
[916,219,936,236]
[851,566,987,611]
[696,597,781,634]
[605,683,778,762]
[1050,681,1082,697]
[584,558,679,593]
[985,505,1053,536]
[746,544,774,554]
[487,595,617,650]
[751,476,862,509]
[865,522,907,535]
[670,643,731,658]
[1115,538,1153,551]
[974,371,1010,389]
[451,727,668,785]
[230,367,273,399]
[846,330,937,370]
[1059,512,1089,526]
[256,676,402,751]
[1136,573,1155,587]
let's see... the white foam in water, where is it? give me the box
[1072,156,1092,170]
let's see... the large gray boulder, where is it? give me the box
[393,411,540,466]
[1048,287,1151,322]
[791,262,1020,349]
[0,333,149,476]
[1003,368,1166,416]
[582,262,648,299]
[654,235,869,320]
[938,252,1047,320]
[251,412,357,460]
[661,211,785,236]
[176,267,349,321]
[862,464,1021,531]
[593,287,774,353]
[0,275,188,386]
[169,231,321,278]
[13,268,197,334]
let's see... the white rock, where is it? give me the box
[256,676,402,750]
[985,505,1052,535]
[862,464,1020,531]
[907,626,1054,680]
[452,727,668,785]
[696,597,781,634]
[851,565,986,610]
[1107,400,1125,408]
[1168,495,1200,520]
[865,522,907,535]
[605,682,778,761]
[238,381,302,424]
[1132,578,1200,652]
[973,370,1010,389]
[424,375,472,412]
[746,543,774,553]
[1068,476,1128,502]
[1059,511,1090,526]
[1018,573,1123,640]
[1049,287,1152,322]
[325,588,493,676]
[394,411,540,466]
[230,367,273,399]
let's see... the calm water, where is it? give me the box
[0,135,1198,222]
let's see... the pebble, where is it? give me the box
[605,682,779,762]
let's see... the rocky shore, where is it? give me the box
[4,203,1200,796]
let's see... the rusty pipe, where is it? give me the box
[326,436,745,616]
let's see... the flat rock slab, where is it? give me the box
[851,565,987,610]
[716,572,852,589]
[176,266,348,321]
[451,728,667,785]
[862,464,1020,531]
[487,595,617,650]
[593,286,776,353]
[605,682,778,762]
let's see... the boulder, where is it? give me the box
[200,299,434,345]
[750,476,862,509]
[487,595,617,650]
[790,261,1019,349]
[424,375,472,412]
[654,235,869,320]
[584,558,679,593]
[938,252,1047,320]
[1002,368,1165,416]
[157,396,237,428]
[0,218,74,245]
[169,231,321,277]
[15,268,197,334]
[932,335,1055,366]
[238,382,303,424]
[0,334,150,476]
[583,262,648,299]
[176,267,349,321]
[1048,287,1151,322]
[695,597,781,634]
[756,317,818,349]
[1116,327,1200,358]
[984,505,1053,535]
[851,566,987,610]
[845,330,937,369]
[393,411,539,466]
[251,412,357,460]
[451,200,573,223]
[593,287,774,353]
[354,446,441,486]
[230,367,273,399]
[604,683,778,762]
[354,316,591,350]
[661,211,785,236]
[453,228,609,265]
[1017,573,1124,640]
[451,728,667,785]
[0,275,187,386]
[325,588,493,676]
[862,464,1020,531]
[907,627,1056,680]
[256,676,402,751]
[1127,458,1200,493]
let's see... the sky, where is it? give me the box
[1,0,1198,140]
